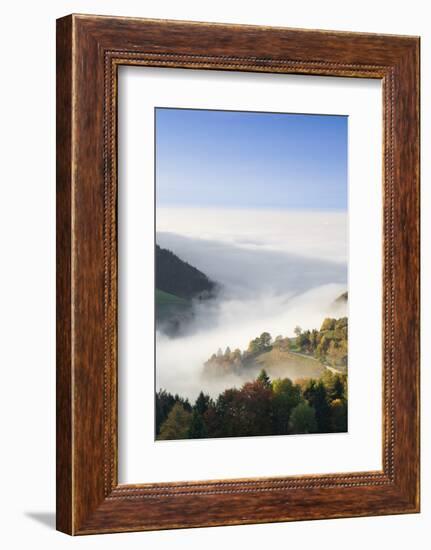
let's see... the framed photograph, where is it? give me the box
[56,14,420,535]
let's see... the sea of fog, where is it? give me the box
[156,207,348,400]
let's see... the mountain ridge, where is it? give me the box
[156,244,216,300]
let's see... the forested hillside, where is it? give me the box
[203,317,347,380]
[335,291,348,303]
[155,244,217,335]
[156,368,347,440]
[292,317,347,368]
[156,244,215,300]
[155,316,349,440]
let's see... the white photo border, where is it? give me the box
[117,66,382,484]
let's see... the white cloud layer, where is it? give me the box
[157,207,347,263]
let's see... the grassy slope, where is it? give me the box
[155,288,188,306]
[254,347,325,380]
[155,288,191,329]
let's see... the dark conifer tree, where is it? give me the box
[188,410,208,439]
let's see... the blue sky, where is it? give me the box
[155,108,347,211]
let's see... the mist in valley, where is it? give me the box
[156,207,347,401]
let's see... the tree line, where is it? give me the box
[293,317,347,367]
[203,317,347,377]
[204,331,291,376]
[156,369,347,440]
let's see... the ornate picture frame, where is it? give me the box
[56,14,420,534]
